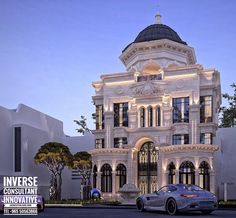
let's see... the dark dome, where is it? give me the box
[122,23,186,52]
[134,24,187,45]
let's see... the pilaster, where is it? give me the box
[104,111,114,148]
[189,104,200,144]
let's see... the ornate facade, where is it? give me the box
[90,14,221,199]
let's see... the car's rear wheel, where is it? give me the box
[166,198,177,215]
[136,199,145,212]
[201,210,213,215]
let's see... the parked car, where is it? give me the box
[136,184,218,215]
[0,189,45,212]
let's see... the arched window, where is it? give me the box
[93,165,97,188]
[138,142,157,194]
[199,161,210,191]
[168,162,176,184]
[140,107,145,127]
[147,106,153,127]
[179,161,195,185]
[101,164,112,193]
[156,106,161,126]
[116,164,126,192]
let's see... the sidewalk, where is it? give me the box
[45,203,236,210]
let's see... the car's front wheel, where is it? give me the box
[136,199,145,212]
[166,198,177,215]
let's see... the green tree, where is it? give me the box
[34,142,73,200]
[74,115,91,135]
[73,151,92,185]
[219,83,236,127]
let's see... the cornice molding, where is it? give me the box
[89,148,129,156]
[160,144,219,153]
[120,39,196,66]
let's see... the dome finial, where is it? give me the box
[155,13,162,24]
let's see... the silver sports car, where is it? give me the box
[136,184,218,215]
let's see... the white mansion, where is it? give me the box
[90,14,221,199]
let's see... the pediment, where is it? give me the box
[130,80,167,97]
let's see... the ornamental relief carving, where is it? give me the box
[114,85,124,95]
[131,81,167,97]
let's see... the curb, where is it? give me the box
[45,204,136,209]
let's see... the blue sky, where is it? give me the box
[1,0,236,136]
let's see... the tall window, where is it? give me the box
[172,134,189,145]
[93,165,97,188]
[179,161,195,185]
[96,105,104,130]
[200,133,213,144]
[95,139,105,149]
[173,97,189,123]
[200,96,212,123]
[199,161,210,191]
[14,127,21,172]
[116,164,126,192]
[101,164,112,193]
[114,102,128,127]
[114,137,127,148]
[138,142,158,194]
[156,107,161,126]
[168,162,176,184]
[147,106,153,127]
[140,107,145,127]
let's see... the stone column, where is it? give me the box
[153,106,156,127]
[97,172,101,190]
[175,170,179,184]
[112,171,116,195]
[145,107,148,127]
[160,108,163,127]
[195,169,199,186]
[127,148,133,184]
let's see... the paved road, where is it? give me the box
[1,208,236,218]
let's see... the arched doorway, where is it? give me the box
[199,161,210,191]
[116,164,127,192]
[138,142,157,194]
[179,161,195,185]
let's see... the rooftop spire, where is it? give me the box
[155,13,162,24]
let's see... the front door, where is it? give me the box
[138,142,158,194]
